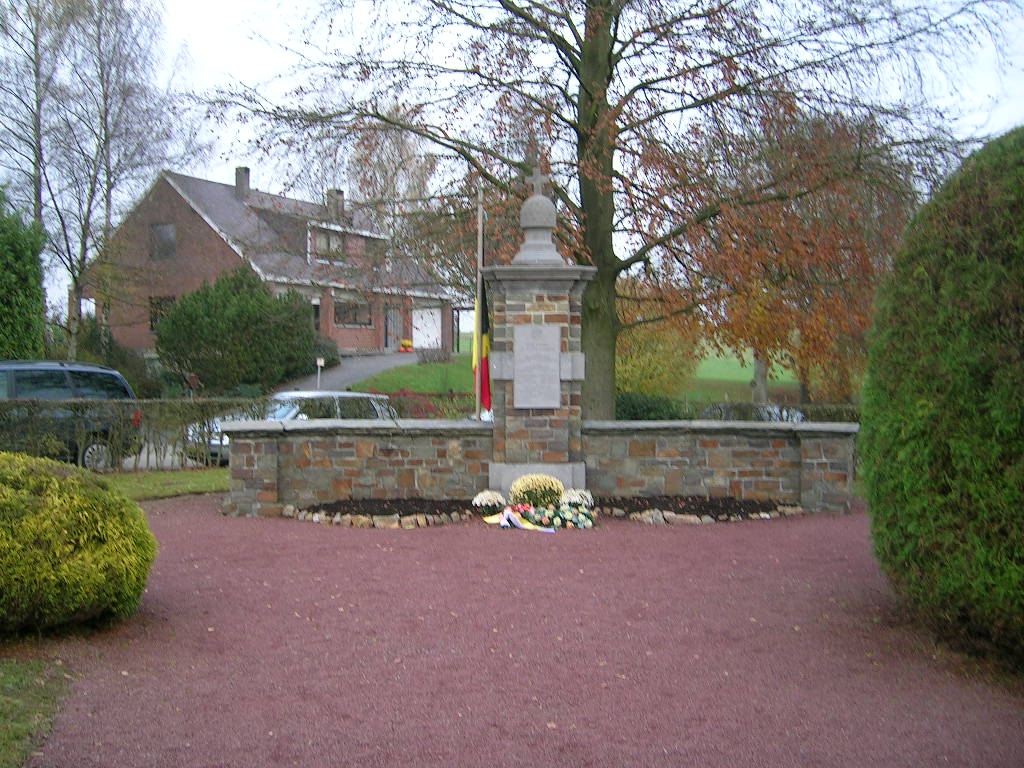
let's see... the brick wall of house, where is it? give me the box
[317,291,390,351]
[90,175,454,356]
[91,177,244,351]
[221,419,857,517]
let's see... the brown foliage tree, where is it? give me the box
[698,114,919,401]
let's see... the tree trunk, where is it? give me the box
[66,281,81,360]
[581,271,619,419]
[576,0,619,420]
[752,351,769,404]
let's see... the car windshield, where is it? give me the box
[264,399,302,420]
[254,394,393,421]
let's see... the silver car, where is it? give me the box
[186,391,398,465]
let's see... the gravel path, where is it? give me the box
[26,496,1024,767]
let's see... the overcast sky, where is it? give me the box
[163,0,1024,189]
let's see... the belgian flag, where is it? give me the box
[472,283,492,413]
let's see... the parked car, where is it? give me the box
[699,402,805,423]
[0,360,142,470]
[185,390,399,465]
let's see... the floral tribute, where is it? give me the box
[473,481,595,532]
[508,473,564,508]
[471,490,505,515]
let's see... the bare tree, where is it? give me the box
[0,0,75,223]
[227,0,1020,416]
[6,0,200,358]
[346,106,438,233]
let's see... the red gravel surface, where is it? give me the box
[23,495,1024,768]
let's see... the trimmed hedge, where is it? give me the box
[615,392,686,420]
[860,127,1024,662]
[0,452,157,634]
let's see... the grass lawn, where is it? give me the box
[354,347,802,405]
[354,352,475,395]
[106,467,230,501]
[685,351,800,404]
[0,658,68,768]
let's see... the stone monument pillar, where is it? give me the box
[483,168,596,494]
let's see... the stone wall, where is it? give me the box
[583,420,857,513]
[222,419,493,517]
[222,418,857,517]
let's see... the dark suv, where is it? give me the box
[0,360,142,470]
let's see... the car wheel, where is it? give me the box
[80,438,115,471]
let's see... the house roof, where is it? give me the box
[163,170,448,301]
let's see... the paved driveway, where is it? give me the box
[277,352,420,392]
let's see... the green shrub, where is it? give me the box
[799,403,860,423]
[860,127,1024,662]
[156,268,317,394]
[0,191,46,360]
[508,473,564,508]
[0,452,157,634]
[615,392,685,420]
[314,334,341,369]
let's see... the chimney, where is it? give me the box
[235,166,250,199]
[326,188,345,220]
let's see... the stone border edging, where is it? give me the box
[604,504,807,525]
[278,502,808,530]
[282,504,474,529]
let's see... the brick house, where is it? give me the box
[86,167,454,354]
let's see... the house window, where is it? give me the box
[314,229,346,261]
[334,299,371,327]
[312,301,320,331]
[150,223,176,260]
[149,295,176,330]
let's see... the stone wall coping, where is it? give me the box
[584,419,859,437]
[221,418,857,439]
[221,418,494,438]
[483,264,597,283]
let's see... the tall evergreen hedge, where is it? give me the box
[860,127,1023,661]
[0,192,47,359]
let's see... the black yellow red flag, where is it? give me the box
[472,283,492,412]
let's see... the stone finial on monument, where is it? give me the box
[514,165,562,266]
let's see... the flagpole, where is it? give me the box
[474,184,484,420]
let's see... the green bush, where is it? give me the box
[860,127,1024,662]
[615,296,700,397]
[0,191,46,360]
[615,392,685,420]
[0,452,157,634]
[508,473,564,508]
[156,268,317,394]
[314,333,341,369]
